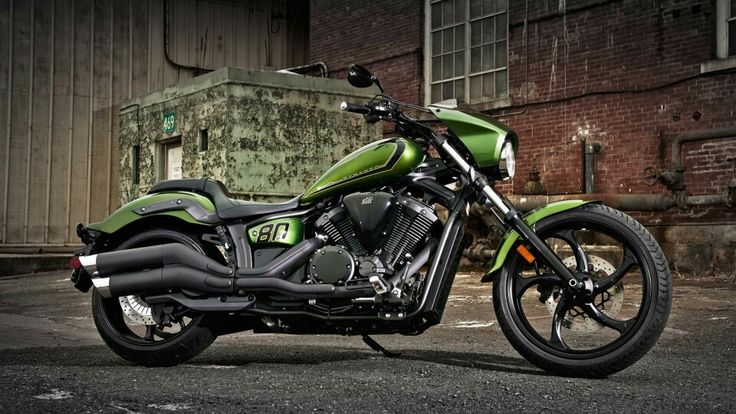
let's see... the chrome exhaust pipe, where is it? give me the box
[91,277,111,298]
[79,254,98,274]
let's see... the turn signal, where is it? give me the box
[516,245,536,264]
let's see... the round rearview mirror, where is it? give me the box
[347,64,375,88]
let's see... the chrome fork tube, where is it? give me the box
[438,139,510,214]
[437,137,583,288]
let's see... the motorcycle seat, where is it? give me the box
[148,178,300,219]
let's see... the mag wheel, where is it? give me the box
[92,229,217,366]
[493,204,672,377]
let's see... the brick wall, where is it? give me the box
[492,0,736,226]
[309,0,425,105]
[309,0,736,227]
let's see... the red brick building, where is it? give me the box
[310,0,736,273]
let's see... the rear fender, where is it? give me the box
[86,191,222,235]
[481,200,598,282]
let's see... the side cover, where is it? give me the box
[481,200,597,282]
[86,192,221,234]
[247,217,304,247]
[301,138,424,204]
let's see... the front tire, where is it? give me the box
[493,204,671,377]
[92,229,217,366]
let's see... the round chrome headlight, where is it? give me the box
[499,140,516,180]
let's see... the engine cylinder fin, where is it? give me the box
[335,216,365,254]
[381,197,438,268]
[315,206,367,255]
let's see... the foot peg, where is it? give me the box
[369,275,390,294]
[362,335,400,357]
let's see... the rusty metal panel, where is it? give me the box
[0,0,308,249]
[6,0,32,244]
[130,0,149,96]
[68,0,93,247]
[47,0,73,244]
[0,0,10,245]
[27,0,53,243]
[166,0,305,71]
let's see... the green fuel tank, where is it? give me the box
[301,138,424,204]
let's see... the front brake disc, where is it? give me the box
[543,255,624,333]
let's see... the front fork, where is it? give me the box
[435,135,584,290]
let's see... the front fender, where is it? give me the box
[481,200,598,282]
[86,191,221,235]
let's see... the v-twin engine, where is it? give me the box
[313,192,439,285]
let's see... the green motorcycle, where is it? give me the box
[69,65,671,377]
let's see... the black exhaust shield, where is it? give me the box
[109,265,234,297]
[95,243,232,277]
[88,237,343,300]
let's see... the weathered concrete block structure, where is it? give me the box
[118,68,381,203]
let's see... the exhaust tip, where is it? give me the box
[79,254,98,274]
[92,277,112,298]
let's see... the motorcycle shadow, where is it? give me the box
[392,349,545,376]
[192,343,544,376]
[0,344,543,376]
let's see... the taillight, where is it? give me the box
[69,256,82,270]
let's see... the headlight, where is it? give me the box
[499,140,516,180]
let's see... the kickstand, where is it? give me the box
[362,335,400,357]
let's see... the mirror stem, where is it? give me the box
[372,76,385,94]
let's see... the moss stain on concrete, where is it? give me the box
[119,68,381,203]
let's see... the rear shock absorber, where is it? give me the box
[216,225,236,267]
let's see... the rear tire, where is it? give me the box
[493,204,671,377]
[91,228,217,366]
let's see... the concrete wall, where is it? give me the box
[118,68,382,203]
[308,0,736,273]
[0,0,308,251]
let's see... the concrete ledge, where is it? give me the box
[0,254,70,277]
[701,57,736,74]
[120,67,380,112]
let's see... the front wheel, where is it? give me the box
[493,204,671,377]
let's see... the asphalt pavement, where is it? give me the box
[0,270,734,413]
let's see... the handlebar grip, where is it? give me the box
[340,101,371,115]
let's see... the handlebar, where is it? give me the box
[340,101,372,115]
[340,98,435,141]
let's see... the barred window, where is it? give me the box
[716,0,736,58]
[426,0,508,105]
[730,0,736,56]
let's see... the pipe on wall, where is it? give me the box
[645,127,736,194]
[671,127,736,169]
[584,142,601,193]
[503,192,732,212]
[465,191,734,263]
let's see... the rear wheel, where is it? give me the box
[92,229,217,366]
[493,204,671,377]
